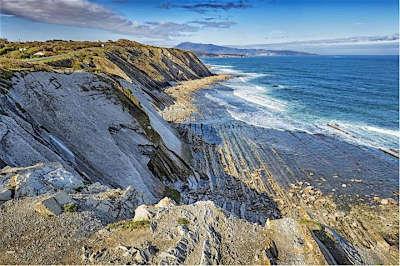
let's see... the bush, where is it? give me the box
[164,187,181,203]
[177,218,189,226]
[63,203,78,213]
[108,219,150,231]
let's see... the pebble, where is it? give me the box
[380,199,389,205]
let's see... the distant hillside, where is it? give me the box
[176,42,315,57]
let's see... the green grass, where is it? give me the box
[299,218,323,231]
[177,218,190,226]
[164,187,181,203]
[108,219,150,231]
[63,203,78,213]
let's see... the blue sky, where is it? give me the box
[0,0,398,54]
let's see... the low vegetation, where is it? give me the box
[164,186,181,203]
[63,203,78,213]
[177,218,190,226]
[0,39,207,87]
[299,218,323,231]
[108,219,150,231]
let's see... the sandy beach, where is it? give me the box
[161,74,231,122]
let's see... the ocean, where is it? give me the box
[202,55,399,151]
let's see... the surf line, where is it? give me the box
[327,123,399,159]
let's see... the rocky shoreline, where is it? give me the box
[171,80,399,264]
[0,40,398,264]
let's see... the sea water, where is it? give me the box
[202,55,399,150]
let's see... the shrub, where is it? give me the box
[177,218,189,226]
[164,187,181,203]
[299,218,322,231]
[108,219,150,231]
[63,203,78,213]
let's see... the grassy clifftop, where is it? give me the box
[0,39,212,89]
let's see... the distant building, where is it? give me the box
[19,48,27,51]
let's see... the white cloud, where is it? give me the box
[0,0,198,40]
[268,34,400,46]
[188,19,236,29]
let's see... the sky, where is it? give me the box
[0,0,399,54]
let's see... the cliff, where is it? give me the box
[0,40,397,265]
[0,40,211,202]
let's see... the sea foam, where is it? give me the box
[206,61,399,151]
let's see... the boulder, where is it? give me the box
[54,191,74,206]
[380,199,389,205]
[74,186,141,223]
[265,217,327,265]
[155,197,176,208]
[0,162,84,198]
[133,204,152,221]
[0,188,12,201]
[35,196,62,216]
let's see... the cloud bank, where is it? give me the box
[161,0,251,13]
[236,34,399,55]
[0,0,234,40]
[189,19,237,29]
[264,34,400,46]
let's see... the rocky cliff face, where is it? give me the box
[0,40,398,265]
[0,40,210,203]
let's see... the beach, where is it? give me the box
[161,74,231,123]
[162,69,399,263]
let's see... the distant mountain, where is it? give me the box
[175,42,315,57]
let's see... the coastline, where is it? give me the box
[162,71,398,203]
[1,40,398,265]
[204,57,399,153]
[165,72,399,264]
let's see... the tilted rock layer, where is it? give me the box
[0,40,211,203]
[0,40,398,265]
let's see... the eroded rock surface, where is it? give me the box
[82,200,328,265]
[0,40,398,265]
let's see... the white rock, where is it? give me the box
[133,204,152,221]
[155,197,176,208]
[0,163,84,198]
[380,199,389,205]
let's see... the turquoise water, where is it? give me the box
[202,56,399,150]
